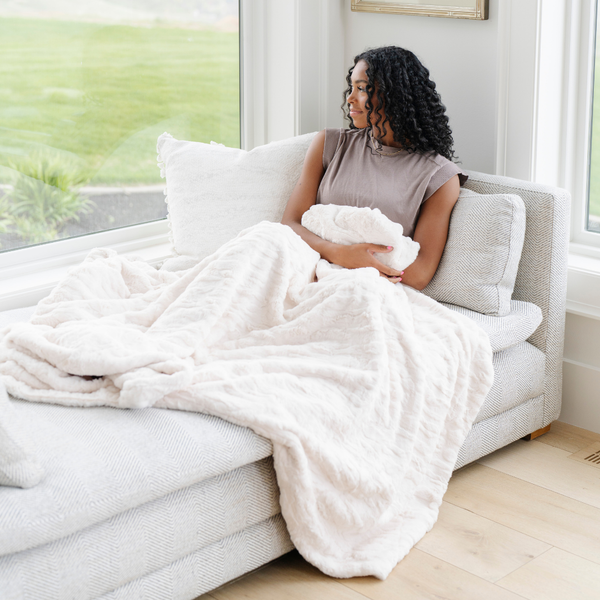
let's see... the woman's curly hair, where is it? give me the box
[343,46,456,161]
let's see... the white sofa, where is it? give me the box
[0,169,569,599]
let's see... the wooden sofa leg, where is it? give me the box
[523,423,552,441]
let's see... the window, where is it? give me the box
[588,0,600,235]
[0,1,240,254]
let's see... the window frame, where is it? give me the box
[570,0,600,254]
[557,0,600,320]
[0,3,250,310]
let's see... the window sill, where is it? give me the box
[0,222,174,312]
[567,244,600,321]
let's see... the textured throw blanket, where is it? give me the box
[0,220,493,580]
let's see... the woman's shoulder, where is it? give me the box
[414,152,467,197]
[410,149,454,168]
[405,150,464,178]
[321,127,365,143]
[321,127,362,135]
[321,128,365,169]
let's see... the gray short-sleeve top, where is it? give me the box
[316,128,467,239]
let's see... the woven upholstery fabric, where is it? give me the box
[422,189,526,316]
[0,458,282,600]
[464,172,570,426]
[96,516,293,600]
[441,300,542,353]
[455,394,545,469]
[0,306,44,488]
[0,380,43,489]
[475,341,545,424]
[0,397,272,557]
[157,132,317,260]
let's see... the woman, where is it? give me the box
[282,46,466,290]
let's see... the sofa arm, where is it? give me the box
[463,170,571,425]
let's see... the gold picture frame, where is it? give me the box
[351,0,488,20]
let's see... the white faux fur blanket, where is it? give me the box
[0,220,493,580]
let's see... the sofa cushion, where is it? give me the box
[94,515,293,600]
[0,307,45,489]
[440,300,542,352]
[456,394,545,469]
[0,458,284,599]
[157,132,317,260]
[474,341,545,424]
[422,189,526,316]
[0,381,44,489]
[0,396,273,557]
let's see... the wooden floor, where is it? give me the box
[199,421,600,600]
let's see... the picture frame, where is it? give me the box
[350,0,489,20]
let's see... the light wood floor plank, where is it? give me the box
[497,547,600,600]
[537,420,600,453]
[207,551,371,600]
[445,463,600,565]
[414,501,549,582]
[478,440,600,508]
[340,548,526,600]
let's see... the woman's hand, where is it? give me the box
[324,243,404,282]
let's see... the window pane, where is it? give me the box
[589,0,600,234]
[0,1,239,252]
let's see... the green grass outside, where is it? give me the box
[586,60,600,221]
[0,17,239,186]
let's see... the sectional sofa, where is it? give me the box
[0,138,569,599]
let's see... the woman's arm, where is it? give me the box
[281,131,404,281]
[399,175,460,291]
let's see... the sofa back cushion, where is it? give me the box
[422,189,526,316]
[157,132,317,260]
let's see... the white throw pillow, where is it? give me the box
[301,204,420,272]
[157,132,318,259]
[422,189,526,316]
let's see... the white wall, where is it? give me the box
[562,313,600,433]
[341,4,500,173]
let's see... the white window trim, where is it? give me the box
[567,246,600,320]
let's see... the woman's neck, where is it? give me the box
[370,124,403,148]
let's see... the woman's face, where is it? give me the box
[347,60,372,129]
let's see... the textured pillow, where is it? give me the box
[0,380,44,488]
[157,132,318,259]
[422,189,526,316]
[301,204,420,271]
